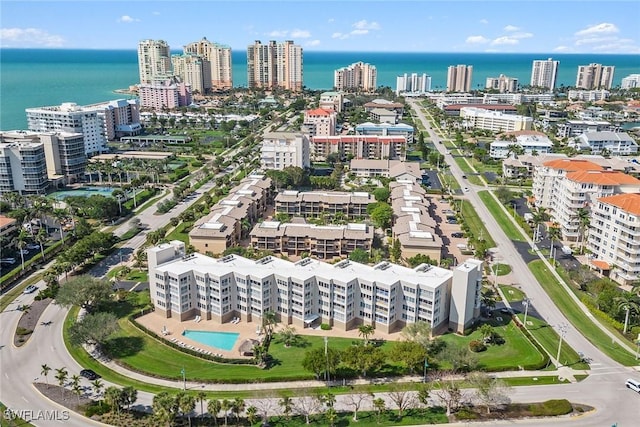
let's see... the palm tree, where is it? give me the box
[178,392,195,427]
[207,399,221,426]
[105,386,123,419]
[279,395,293,421]
[231,398,245,425]
[278,325,297,347]
[358,324,375,346]
[615,292,640,335]
[152,391,177,427]
[262,310,278,346]
[220,399,232,426]
[40,364,51,387]
[531,207,548,242]
[72,382,83,405]
[16,229,29,271]
[91,379,104,400]
[577,207,590,254]
[547,222,562,264]
[35,227,48,261]
[196,391,207,420]
[51,208,68,245]
[246,405,258,425]
[54,368,68,399]
[479,324,494,343]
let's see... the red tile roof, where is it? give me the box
[543,159,603,171]
[566,170,640,186]
[598,193,640,216]
[305,108,333,116]
[591,260,610,270]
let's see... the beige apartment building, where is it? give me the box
[502,153,638,180]
[260,132,310,170]
[310,135,407,162]
[319,91,344,113]
[390,180,442,262]
[349,159,423,182]
[148,240,483,333]
[275,190,373,220]
[183,37,233,90]
[302,108,337,136]
[588,193,640,286]
[446,65,473,92]
[334,62,377,92]
[250,221,373,260]
[576,63,615,90]
[460,107,533,132]
[247,40,303,91]
[189,174,272,254]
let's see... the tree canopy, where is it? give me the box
[68,311,119,346]
[55,275,113,312]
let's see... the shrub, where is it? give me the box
[320,323,331,331]
[83,402,111,417]
[455,408,479,420]
[16,327,33,336]
[469,340,486,352]
[529,399,573,416]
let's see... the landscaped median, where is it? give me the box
[528,260,638,366]
[478,190,526,242]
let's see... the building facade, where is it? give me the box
[576,63,615,90]
[572,132,638,156]
[530,58,559,90]
[275,190,373,220]
[446,65,473,92]
[334,62,377,91]
[138,76,193,110]
[171,54,209,94]
[0,137,49,195]
[556,120,618,139]
[355,122,414,144]
[567,89,610,102]
[460,107,533,132]
[138,39,172,84]
[183,37,233,90]
[319,92,344,113]
[588,193,640,286]
[302,109,337,137]
[247,40,303,91]
[621,74,640,89]
[250,221,373,260]
[148,240,483,334]
[310,135,407,162]
[489,133,553,159]
[485,74,518,93]
[396,73,431,95]
[260,132,310,170]
[25,103,108,156]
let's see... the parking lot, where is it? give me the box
[428,196,472,265]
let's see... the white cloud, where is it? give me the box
[332,32,346,40]
[268,30,288,37]
[351,29,369,36]
[575,36,618,46]
[504,25,520,32]
[0,27,65,47]
[479,19,489,24]
[491,36,519,46]
[306,39,321,47]
[117,15,140,23]
[512,32,533,39]
[290,29,311,38]
[466,35,489,44]
[553,45,571,52]
[575,22,619,36]
[352,20,380,31]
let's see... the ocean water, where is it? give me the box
[1,49,638,131]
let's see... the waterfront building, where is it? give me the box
[489,132,553,159]
[302,108,337,137]
[189,174,272,255]
[576,63,615,90]
[171,54,209,94]
[183,37,233,90]
[460,107,532,132]
[334,62,377,92]
[588,193,640,286]
[25,103,109,155]
[621,74,640,89]
[138,76,193,110]
[275,190,373,220]
[567,89,610,102]
[390,180,443,262]
[355,122,414,144]
[530,58,559,90]
[319,91,344,113]
[442,104,517,117]
[148,240,483,333]
[571,131,638,156]
[137,39,172,84]
[446,65,473,92]
[0,135,48,195]
[310,135,406,162]
[485,74,518,93]
[260,132,310,170]
[250,221,373,260]
[502,153,638,180]
[396,73,431,95]
[247,40,303,91]
[556,120,618,139]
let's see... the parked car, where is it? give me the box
[1,258,16,265]
[23,285,38,294]
[463,187,470,192]
[19,249,29,255]
[452,232,465,238]
[80,369,100,380]
[26,244,41,250]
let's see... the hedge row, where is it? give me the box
[581,297,625,331]
[0,240,65,291]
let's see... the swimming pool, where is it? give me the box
[182,330,240,351]
[49,186,116,200]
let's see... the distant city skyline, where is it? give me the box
[1,1,639,54]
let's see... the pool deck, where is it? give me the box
[136,311,403,358]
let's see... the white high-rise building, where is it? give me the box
[260,132,310,170]
[137,39,172,84]
[485,74,519,93]
[576,63,615,89]
[446,65,473,92]
[334,62,377,91]
[530,58,559,90]
[183,37,233,90]
[396,73,431,95]
[25,103,108,155]
[621,74,640,89]
[0,134,49,195]
[247,40,303,91]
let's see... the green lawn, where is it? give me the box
[478,191,526,242]
[493,264,512,276]
[107,266,148,282]
[516,314,589,370]
[0,402,34,427]
[460,200,497,248]
[454,156,475,174]
[528,260,638,366]
[499,285,525,302]
[165,221,192,245]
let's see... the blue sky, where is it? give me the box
[1,0,639,53]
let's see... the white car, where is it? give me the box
[1,258,16,265]
[23,285,38,294]
[26,244,40,250]
[463,187,470,192]
[19,249,30,255]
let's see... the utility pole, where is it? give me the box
[523,298,532,328]
[556,323,568,367]
[324,336,329,385]
[181,367,186,390]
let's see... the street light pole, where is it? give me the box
[181,367,186,390]
[423,358,429,383]
[324,336,329,385]
[556,323,568,367]
[523,298,531,328]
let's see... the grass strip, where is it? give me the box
[460,200,496,248]
[528,260,638,366]
[478,190,526,241]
